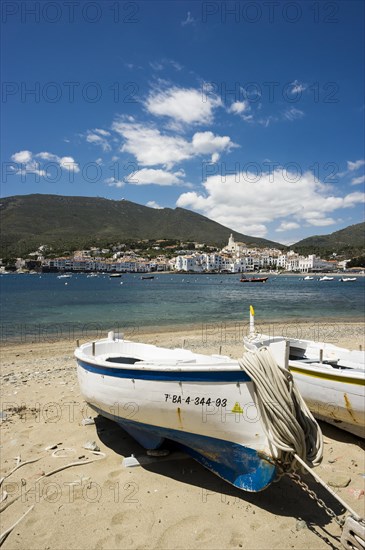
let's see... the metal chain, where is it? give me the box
[274,459,345,527]
[287,470,345,527]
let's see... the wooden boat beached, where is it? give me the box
[244,309,365,438]
[75,331,322,492]
[75,329,365,545]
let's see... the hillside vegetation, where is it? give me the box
[0,194,283,256]
[293,222,365,258]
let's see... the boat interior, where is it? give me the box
[76,334,239,369]
[289,345,364,371]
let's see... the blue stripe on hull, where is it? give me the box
[91,405,276,492]
[78,360,251,382]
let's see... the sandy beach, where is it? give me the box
[1,323,364,550]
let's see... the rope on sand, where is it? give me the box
[0,451,106,513]
[0,506,34,546]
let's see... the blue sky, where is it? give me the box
[1,0,364,244]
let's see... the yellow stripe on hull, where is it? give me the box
[289,365,365,386]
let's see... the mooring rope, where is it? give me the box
[238,347,323,472]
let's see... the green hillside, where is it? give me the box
[293,222,365,257]
[0,194,283,256]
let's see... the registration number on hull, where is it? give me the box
[164,394,227,407]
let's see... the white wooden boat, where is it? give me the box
[340,277,357,282]
[244,312,365,438]
[303,276,314,280]
[319,275,334,281]
[75,332,322,492]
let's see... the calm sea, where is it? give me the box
[0,273,364,342]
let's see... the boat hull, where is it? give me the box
[76,352,277,492]
[240,277,268,283]
[244,335,365,438]
[289,365,365,438]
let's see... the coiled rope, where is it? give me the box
[238,347,323,472]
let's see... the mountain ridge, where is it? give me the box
[292,222,365,257]
[0,194,283,255]
[1,194,363,258]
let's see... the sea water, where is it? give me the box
[1,273,364,341]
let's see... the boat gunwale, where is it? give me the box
[75,339,243,373]
[244,334,365,383]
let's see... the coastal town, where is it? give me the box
[2,234,357,274]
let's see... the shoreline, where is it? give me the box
[1,319,364,352]
[3,270,365,277]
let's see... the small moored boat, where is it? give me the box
[141,275,154,280]
[319,275,334,281]
[240,276,268,283]
[340,277,357,282]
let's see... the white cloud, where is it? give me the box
[347,159,365,171]
[228,100,250,115]
[37,152,59,162]
[257,115,278,127]
[289,80,306,94]
[86,129,111,151]
[342,191,365,207]
[9,153,46,177]
[112,121,192,166]
[181,11,196,26]
[276,222,300,232]
[145,86,221,126]
[176,169,365,237]
[11,150,32,164]
[10,150,46,177]
[59,156,79,172]
[149,59,183,72]
[126,168,185,186]
[191,131,236,160]
[149,61,164,71]
[351,175,365,185]
[93,128,110,137]
[112,120,235,167]
[36,152,80,172]
[10,150,79,177]
[283,107,305,121]
[146,201,164,209]
[105,177,125,188]
[305,217,336,226]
